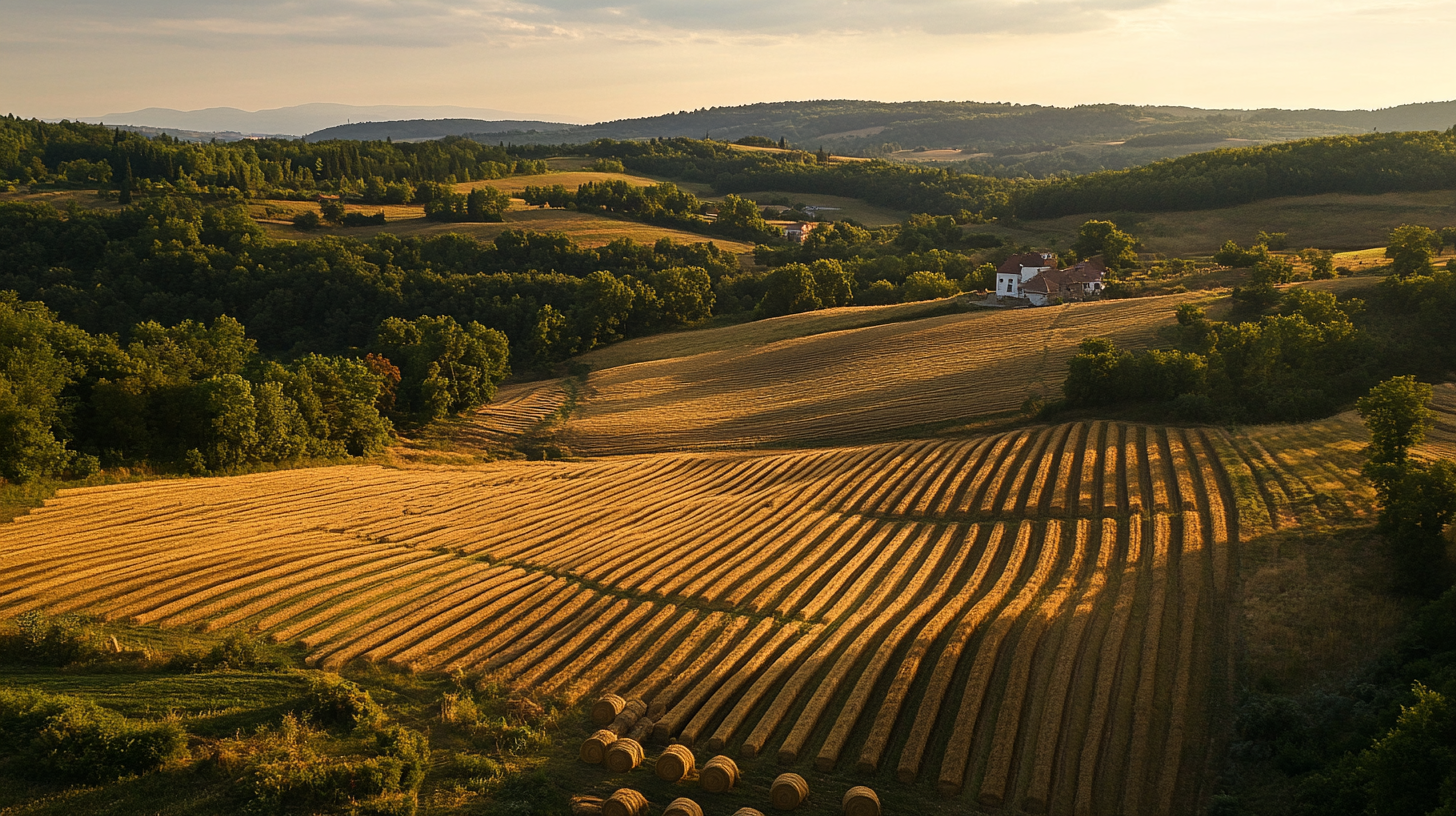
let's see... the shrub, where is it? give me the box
[299,672,385,729]
[232,715,428,814]
[0,687,186,783]
[342,211,387,227]
[0,611,98,666]
[190,632,282,672]
[292,210,322,230]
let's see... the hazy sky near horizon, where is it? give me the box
[3,0,1452,121]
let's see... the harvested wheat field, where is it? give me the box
[0,415,1322,814]
[445,380,572,447]
[1422,383,1456,462]
[560,294,1204,455]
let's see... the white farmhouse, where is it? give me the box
[1020,258,1107,306]
[994,252,1058,299]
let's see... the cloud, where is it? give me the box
[3,0,1168,50]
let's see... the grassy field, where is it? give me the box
[991,189,1456,255]
[252,196,756,252]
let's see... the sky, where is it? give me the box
[2,0,1453,122]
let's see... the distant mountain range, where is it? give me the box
[436,99,1456,150]
[70,103,586,139]
[304,118,577,143]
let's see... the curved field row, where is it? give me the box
[1422,383,1456,461]
[452,379,570,445]
[1225,412,1373,526]
[3,419,1236,815]
[557,294,1200,455]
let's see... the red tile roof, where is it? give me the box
[1022,258,1106,295]
[996,252,1058,277]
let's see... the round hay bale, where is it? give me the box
[656,744,696,782]
[699,755,740,793]
[602,788,648,816]
[842,786,881,816]
[770,773,810,811]
[580,729,618,764]
[593,694,627,726]
[664,797,704,816]
[731,809,766,816]
[605,738,645,773]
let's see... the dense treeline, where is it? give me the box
[0,198,731,365]
[1018,130,1456,218]
[566,131,1456,222]
[0,117,545,198]
[572,137,1024,220]
[522,178,781,242]
[0,294,399,481]
[10,119,1456,225]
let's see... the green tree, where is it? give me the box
[0,292,101,482]
[1387,224,1440,278]
[1299,248,1336,279]
[200,373,258,469]
[465,186,510,222]
[1071,220,1138,270]
[901,270,960,302]
[117,159,133,206]
[1357,375,1436,505]
[1213,239,1269,269]
[1358,683,1456,816]
[528,304,571,366]
[572,271,637,350]
[715,195,777,240]
[319,199,346,225]
[374,315,510,420]
[252,380,310,462]
[809,259,854,307]
[757,264,822,318]
[649,267,715,326]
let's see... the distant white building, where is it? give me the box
[785,222,819,243]
[995,252,1057,299]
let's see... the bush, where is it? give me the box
[231,715,428,814]
[190,632,282,672]
[342,211,387,227]
[0,687,186,783]
[292,210,322,230]
[0,611,98,666]
[299,673,385,729]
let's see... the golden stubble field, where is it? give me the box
[0,281,1401,814]
[3,417,1281,815]
[555,293,1203,456]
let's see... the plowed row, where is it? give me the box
[3,420,1236,814]
[553,294,1198,455]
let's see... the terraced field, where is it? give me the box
[0,414,1351,815]
[562,294,1198,455]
